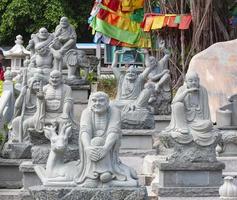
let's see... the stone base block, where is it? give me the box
[0,189,31,200]
[153,161,224,197]
[158,187,219,197]
[29,185,148,200]
[1,142,31,159]
[121,129,156,150]
[0,158,29,189]
[19,161,42,189]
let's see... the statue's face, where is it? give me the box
[125,68,137,81]
[38,28,49,40]
[186,76,199,89]
[91,95,109,114]
[49,73,61,88]
[60,17,69,28]
[32,81,41,93]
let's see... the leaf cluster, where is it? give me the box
[0,0,94,45]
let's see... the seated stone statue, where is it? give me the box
[75,92,138,187]
[9,71,44,142]
[50,17,77,71]
[23,70,74,132]
[166,71,217,146]
[27,28,54,77]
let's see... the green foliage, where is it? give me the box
[97,76,117,99]
[0,0,94,45]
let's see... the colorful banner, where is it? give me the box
[142,13,192,32]
[89,0,151,48]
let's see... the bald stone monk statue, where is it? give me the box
[75,92,138,187]
[166,71,218,146]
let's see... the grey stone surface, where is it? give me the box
[218,156,237,173]
[31,144,79,164]
[157,131,221,163]
[157,187,220,197]
[19,161,42,189]
[216,129,237,157]
[1,142,31,159]
[153,160,224,197]
[121,129,156,150]
[0,158,29,189]
[29,186,148,200]
[0,189,31,200]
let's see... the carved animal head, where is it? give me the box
[44,122,72,153]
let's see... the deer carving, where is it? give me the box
[34,122,78,186]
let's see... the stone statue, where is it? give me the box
[166,71,217,146]
[9,71,44,142]
[50,17,77,71]
[27,28,54,77]
[75,92,138,187]
[64,49,90,85]
[23,70,74,133]
[112,49,155,129]
[112,49,154,109]
[34,122,78,186]
[154,71,220,163]
[147,44,171,115]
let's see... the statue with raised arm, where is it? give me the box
[75,92,138,187]
[27,27,54,77]
[50,17,77,71]
[112,49,155,129]
[23,70,74,133]
[147,42,172,115]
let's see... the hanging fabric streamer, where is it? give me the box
[179,15,192,29]
[151,15,165,29]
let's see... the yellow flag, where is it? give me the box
[151,16,165,29]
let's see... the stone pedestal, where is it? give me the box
[71,84,90,122]
[0,158,29,189]
[29,185,148,200]
[19,161,42,189]
[152,161,225,197]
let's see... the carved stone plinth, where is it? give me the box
[152,161,225,197]
[157,130,221,163]
[29,186,148,200]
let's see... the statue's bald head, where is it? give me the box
[185,71,200,89]
[60,17,69,28]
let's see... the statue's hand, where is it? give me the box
[86,146,101,162]
[97,147,107,160]
[187,88,199,93]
